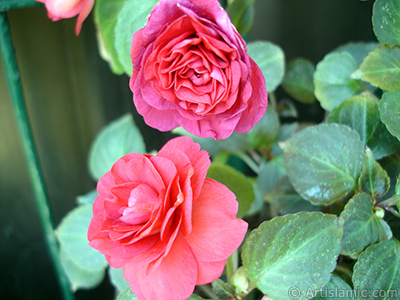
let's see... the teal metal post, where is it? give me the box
[0,12,74,300]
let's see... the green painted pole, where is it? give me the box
[0,12,74,300]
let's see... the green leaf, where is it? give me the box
[284,123,365,205]
[352,239,400,299]
[246,106,280,150]
[264,176,320,215]
[109,267,129,292]
[256,156,286,196]
[351,46,400,91]
[226,0,255,36]
[282,58,315,104]
[372,0,400,46]
[358,148,390,198]
[247,41,285,93]
[76,189,98,206]
[94,0,127,74]
[59,248,105,291]
[88,114,146,181]
[212,279,236,300]
[116,286,138,300]
[271,122,299,156]
[327,92,400,159]
[314,52,364,111]
[56,205,108,271]
[114,0,159,75]
[340,193,392,258]
[207,163,254,218]
[242,212,343,300]
[379,90,400,141]
[333,42,380,67]
[313,274,355,300]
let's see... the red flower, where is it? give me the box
[36,0,94,35]
[130,0,268,140]
[88,137,248,300]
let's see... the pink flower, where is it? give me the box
[87,137,248,300]
[36,0,94,35]
[130,0,268,140]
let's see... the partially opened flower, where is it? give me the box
[88,137,248,300]
[130,0,268,140]
[36,0,94,35]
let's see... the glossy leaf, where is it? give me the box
[340,193,392,258]
[247,41,285,92]
[352,239,400,300]
[242,212,343,300]
[314,52,364,111]
[327,92,400,159]
[372,0,400,46]
[265,176,320,215]
[282,58,315,104]
[379,90,400,141]
[109,267,129,292]
[114,0,159,75]
[94,0,127,74]
[212,279,236,300]
[351,46,400,91]
[284,123,365,205]
[88,114,146,180]
[207,163,254,217]
[358,148,390,198]
[313,274,355,300]
[56,205,108,271]
[59,249,105,291]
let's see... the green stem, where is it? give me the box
[0,12,74,300]
[226,250,239,284]
[235,152,260,174]
[379,195,400,207]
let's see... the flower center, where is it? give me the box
[119,184,158,225]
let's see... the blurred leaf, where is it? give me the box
[379,90,400,141]
[265,176,320,215]
[271,122,299,156]
[352,239,400,299]
[379,153,400,202]
[76,189,98,206]
[340,193,392,258]
[247,41,285,92]
[351,46,400,91]
[246,106,280,150]
[94,0,127,74]
[372,0,400,46]
[358,148,390,198]
[277,99,298,118]
[56,205,108,271]
[282,58,315,104]
[59,248,105,291]
[207,163,254,217]
[115,0,159,75]
[226,0,255,36]
[314,52,364,111]
[284,124,365,205]
[327,92,400,159]
[333,42,379,66]
[256,156,286,196]
[109,267,129,292]
[116,286,138,300]
[312,274,355,300]
[242,212,343,300]
[88,114,146,181]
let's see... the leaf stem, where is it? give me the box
[0,12,73,300]
[235,152,260,174]
[226,250,239,284]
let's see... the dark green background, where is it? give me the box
[0,1,374,299]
